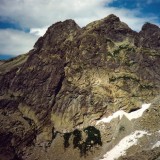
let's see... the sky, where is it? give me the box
[0,0,160,60]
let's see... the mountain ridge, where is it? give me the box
[0,14,160,160]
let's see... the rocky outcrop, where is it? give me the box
[0,14,160,160]
[135,22,160,49]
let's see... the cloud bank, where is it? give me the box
[0,29,37,56]
[0,0,159,56]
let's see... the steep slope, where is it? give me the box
[0,14,160,160]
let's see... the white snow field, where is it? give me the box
[100,130,149,160]
[152,141,160,149]
[96,103,151,125]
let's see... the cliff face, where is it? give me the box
[0,14,160,160]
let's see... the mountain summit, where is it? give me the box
[0,14,160,160]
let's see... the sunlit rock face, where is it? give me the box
[0,14,160,160]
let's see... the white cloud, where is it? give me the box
[30,27,48,36]
[0,0,159,30]
[0,29,38,56]
[0,0,159,56]
[0,0,110,28]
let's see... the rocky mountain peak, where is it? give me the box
[0,15,160,160]
[103,14,120,22]
[142,22,159,31]
[135,22,160,49]
[34,19,80,51]
[84,14,137,43]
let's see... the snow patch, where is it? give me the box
[152,141,160,149]
[96,103,151,125]
[100,130,149,160]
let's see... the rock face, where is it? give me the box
[0,14,160,160]
[135,22,160,49]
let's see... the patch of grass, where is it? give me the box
[63,126,102,156]
[112,45,130,56]
[119,126,125,132]
[78,126,102,156]
[139,84,155,90]
[63,132,72,148]
[84,126,102,146]
[109,75,140,83]
[73,129,82,148]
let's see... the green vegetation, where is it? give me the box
[73,129,82,148]
[139,84,155,90]
[84,126,102,146]
[63,132,72,148]
[63,126,102,156]
[83,126,102,153]
[109,75,140,83]
[110,44,134,56]
[119,125,125,132]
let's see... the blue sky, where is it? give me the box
[110,0,160,19]
[0,0,160,60]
